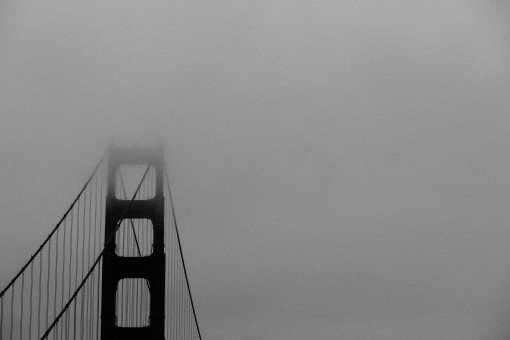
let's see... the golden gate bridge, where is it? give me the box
[0,144,202,340]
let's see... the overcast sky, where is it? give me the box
[2,1,510,339]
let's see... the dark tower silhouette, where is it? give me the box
[101,144,166,339]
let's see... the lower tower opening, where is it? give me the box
[115,278,150,327]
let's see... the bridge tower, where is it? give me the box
[101,145,166,340]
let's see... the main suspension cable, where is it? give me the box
[164,164,203,340]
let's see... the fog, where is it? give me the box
[2,1,510,339]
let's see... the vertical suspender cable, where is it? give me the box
[74,198,80,336]
[0,296,3,340]
[87,272,92,340]
[80,189,87,337]
[29,262,33,340]
[96,168,103,340]
[173,221,177,339]
[85,183,92,338]
[73,199,79,339]
[46,239,51,330]
[81,188,87,279]
[180,257,184,340]
[90,175,98,339]
[88,184,94,337]
[54,228,59,323]
[72,293,77,339]
[75,194,80,293]
[178,233,182,339]
[62,220,66,311]
[80,282,85,339]
[68,210,73,301]
[20,272,24,340]
[88,179,93,265]
[165,198,169,339]
[10,282,14,340]
[95,261,101,340]
[64,308,69,340]
[38,253,42,338]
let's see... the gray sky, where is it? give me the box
[2,1,510,339]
